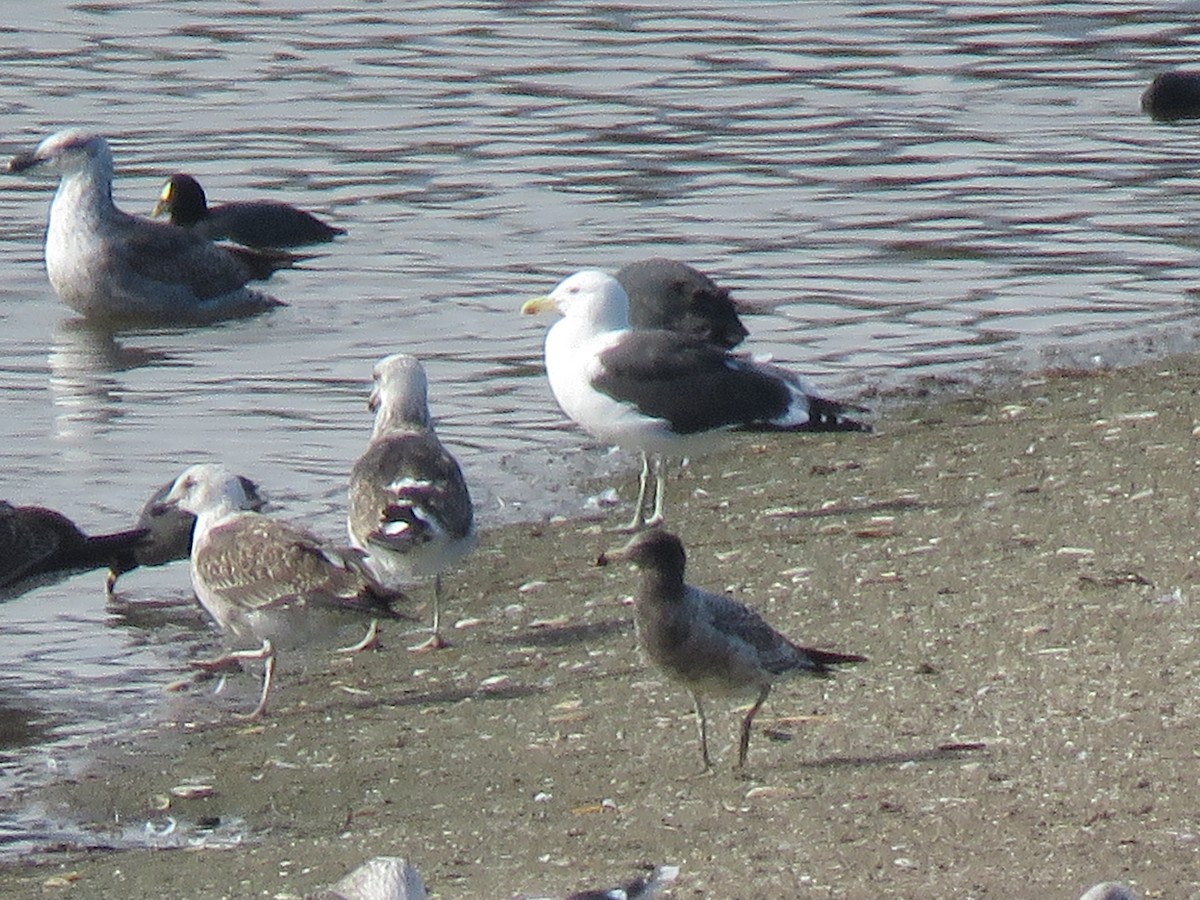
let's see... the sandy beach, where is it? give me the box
[2,356,1198,898]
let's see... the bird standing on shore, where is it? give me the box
[7,129,282,323]
[152,173,345,249]
[523,269,868,530]
[163,464,405,718]
[603,529,864,770]
[348,354,475,651]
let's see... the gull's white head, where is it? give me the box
[8,129,113,178]
[522,269,631,332]
[164,463,253,519]
[369,352,431,434]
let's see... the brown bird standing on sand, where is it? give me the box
[604,529,864,771]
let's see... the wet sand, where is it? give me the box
[3,357,1199,898]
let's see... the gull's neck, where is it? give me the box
[638,566,687,605]
[49,159,116,229]
[580,293,630,335]
[191,498,249,548]
[372,396,432,439]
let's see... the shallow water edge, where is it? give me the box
[1,351,1197,897]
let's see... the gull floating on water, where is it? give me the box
[163,463,406,718]
[616,257,748,349]
[603,529,865,771]
[523,269,869,530]
[348,354,476,651]
[7,129,284,324]
[105,471,266,594]
[152,172,345,249]
[0,500,147,598]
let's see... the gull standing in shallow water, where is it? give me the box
[105,472,266,595]
[523,269,869,531]
[602,529,865,771]
[152,173,346,249]
[163,464,406,718]
[7,129,283,324]
[348,354,475,651]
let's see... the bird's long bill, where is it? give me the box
[159,475,189,509]
[521,295,555,315]
[596,536,636,567]
[7,153,40,174]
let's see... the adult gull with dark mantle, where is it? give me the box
[7,129,284,324]
[348,354,475,651]
[616,257,748,349]
[152,173,345,250]
[602,529,865,771]
[523,269,869,530]
[162,463,406,719]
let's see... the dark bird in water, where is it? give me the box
[152,173,345,250]
[603,529,865,771]
[0,501,148,597]
[1142,71,1200,122]
[616,257,749,349]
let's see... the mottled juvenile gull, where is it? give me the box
[616,257,748,349]
[0,501,147,597]
[603,529,865,770]
[348,354,475,651]
[152,173,345,250]
[163,463,405,718]
[7,129,283,323]
[105,472,266,594]
[523,269,869,530]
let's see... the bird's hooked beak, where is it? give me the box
[7,152,42,174]
[153,472,197,516]
[368,384,380,414]
[521,295,556,316]
[148,489,183,519]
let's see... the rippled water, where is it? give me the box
[2,0,1200,852]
